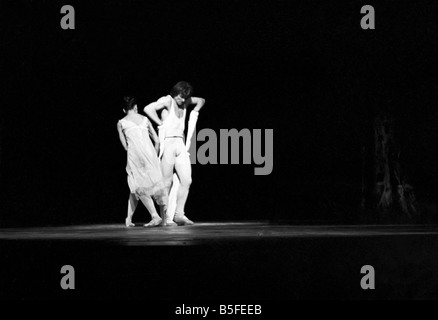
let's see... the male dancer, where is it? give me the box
[144,81,205,226]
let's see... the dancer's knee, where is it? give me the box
[155,193,168,206]
[163,178,173,191]
[180,177,192,189]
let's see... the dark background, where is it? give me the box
[1,0,438,226]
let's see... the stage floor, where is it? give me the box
[1,221,438,300]
[1,221,438,245]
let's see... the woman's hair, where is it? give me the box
[122,96,137,112]
[170,81,193,99]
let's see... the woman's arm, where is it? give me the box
[144,96,171,126]
[117,121,128,151]
[147,119,159,144]
[147,120,160,154]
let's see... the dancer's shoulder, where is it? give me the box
[157,95,172,103]
[153,95,172,110]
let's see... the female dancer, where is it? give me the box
[117,96,167,227]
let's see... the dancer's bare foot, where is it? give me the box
[125,218,135,227]
[144,216,162,228]
[173,214,194,226]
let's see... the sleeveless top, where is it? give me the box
[119,117,148,134]
[163,95,186,138]
[157,95,187,158]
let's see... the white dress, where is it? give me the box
[118,116,166,205]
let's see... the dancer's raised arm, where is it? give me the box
[188,97,206,112]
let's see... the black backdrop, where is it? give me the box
[2,0,438,226]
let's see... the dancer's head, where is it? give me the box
[122,96,137,113]
[170,81,193,106]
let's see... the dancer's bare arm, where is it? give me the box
[188,97,206,112]
[117,122,128,151]
[147,119,160,153]
[147,120,159,144]
[144,96,172,126]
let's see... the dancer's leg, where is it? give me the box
[166,174,179,222]
[159,205,166,221]
[174,151,194,225]
[158,192,169,225]
[160,147,177,226]
[139,195,162,227]
[125,193,138,227]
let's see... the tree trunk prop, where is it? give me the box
[372,112,417,221]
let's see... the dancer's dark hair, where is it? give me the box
[122,96,137,112]
[170,81,193,99]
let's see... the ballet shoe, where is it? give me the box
[173,214,194,226]
[125,218,135,227]
[144,216,163,228]
[161,220,178,227]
